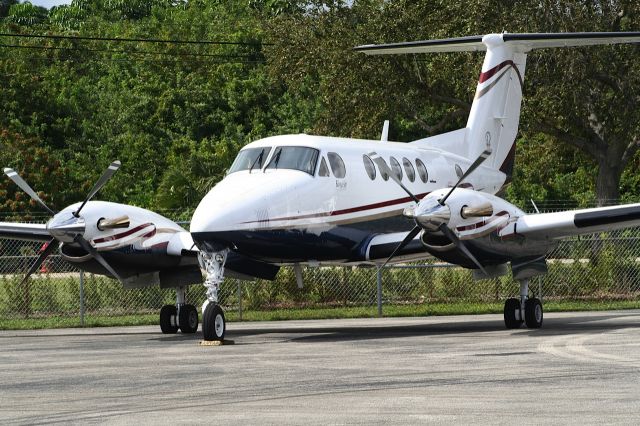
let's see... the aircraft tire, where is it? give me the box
[524,298,543,328]
[160,305,179,334]
[203,303,225,341]
[503,298,522,329]
[179,304,199,334]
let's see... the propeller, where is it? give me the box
[4,161,124,284]
[3,168,56,215]
[439,149,491,205]
[374,149,492,274]
[74,160,121,217]
[19,238,58,288]
[74,235,123,282]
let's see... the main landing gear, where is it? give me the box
[503,278,543,329]
[199,249,229,341]
[159,286,199,334]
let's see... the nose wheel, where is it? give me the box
[202,303,225,341]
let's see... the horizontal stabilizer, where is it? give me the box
[354,32,640,55]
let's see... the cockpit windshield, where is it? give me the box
[265,146,319,175]
[228,147,272,174]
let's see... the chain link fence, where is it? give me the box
[1,218,640,327]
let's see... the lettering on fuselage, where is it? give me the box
[336,180,347,191]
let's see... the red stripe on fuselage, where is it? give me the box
[242,192,431,224]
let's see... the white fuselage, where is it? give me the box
[190,134,507,264]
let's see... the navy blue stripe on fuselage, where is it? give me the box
[192,215,415,263]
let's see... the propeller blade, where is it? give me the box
[369,152,420,204]
[3,168,56,215]
[438,224,488,276]
[379,226,421,270]
[74,160,121,217]
[439,149,492,205]
[74,235,123,283]
[19,238,58,287]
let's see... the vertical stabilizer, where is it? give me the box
[355,32,640,179]
[465,34,526,180]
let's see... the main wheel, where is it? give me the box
[203,303,225,341]
[525,297,543,328]
[160,305,179,334]
[504,298,522,329]
[179,304,199,334]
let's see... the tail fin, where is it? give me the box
[467,34,525,181]
[355,32,640,180]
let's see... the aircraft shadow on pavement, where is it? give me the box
[194,312,640,344]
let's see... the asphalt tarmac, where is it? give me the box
[1,310,640,425]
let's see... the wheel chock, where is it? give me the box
[199,339,234,346]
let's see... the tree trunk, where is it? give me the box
[595,154,624,207]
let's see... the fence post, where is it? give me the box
[237,280,242,321]
[376,268,383,317]
[79,270,85,327]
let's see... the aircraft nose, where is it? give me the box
[190,172,309,250]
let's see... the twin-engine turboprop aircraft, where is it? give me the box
[190,32,640,341]
[0,162,278,334]
[4,32,640,342]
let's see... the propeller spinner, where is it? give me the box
[3,161,126,285]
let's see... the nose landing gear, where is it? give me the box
[199,249,229,341]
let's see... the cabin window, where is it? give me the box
[403,157,415,182]
[455,164,463,179]
[228,147,272,174]
[390,157,403,181]
[362,155,376,180]
[265,146,319,175]
[318,157,330,177]
[327,152,346,178]
[378,158,390,181]
[416,158,428,183]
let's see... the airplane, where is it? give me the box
[0,162,278,334]
[189,32,640,341]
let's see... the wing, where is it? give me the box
[514,204,640,240]
[0,222,50,241]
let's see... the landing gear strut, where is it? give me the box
[503,279,543,329]
[159,286,199,334]
[199,249,228,341]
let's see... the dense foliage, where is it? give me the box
[1,0,639,215]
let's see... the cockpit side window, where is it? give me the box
[318,157,330,177]
[228,147,272,174]
[265,146,320,175]
[327,152,346,178]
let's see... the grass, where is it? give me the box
[1,299,639,330]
